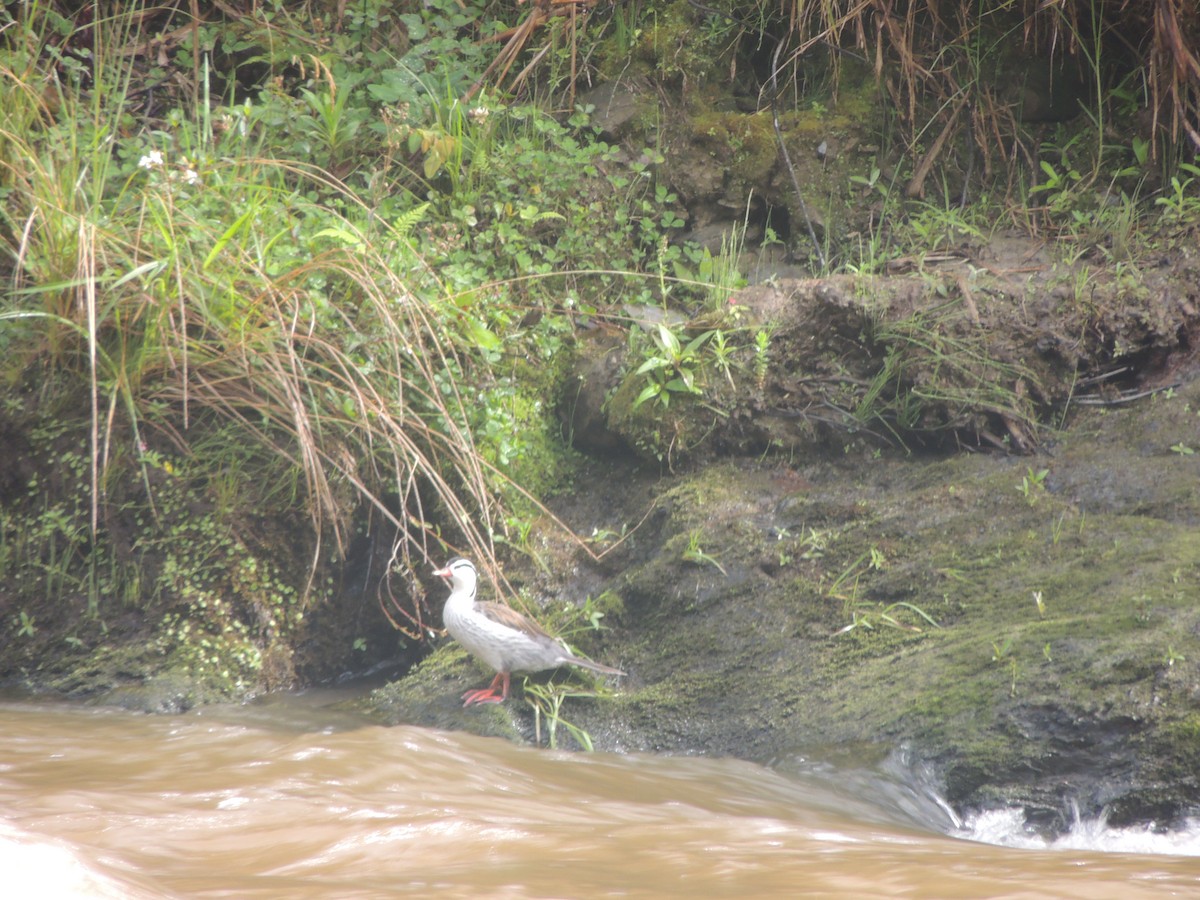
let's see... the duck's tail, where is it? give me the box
[564,655,626,677]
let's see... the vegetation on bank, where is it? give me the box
[1,0,1198,702]
[0,0,738,695]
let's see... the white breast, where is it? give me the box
[443,596,515,672]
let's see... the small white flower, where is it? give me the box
[138,149,164,170]
[182,167,201,185]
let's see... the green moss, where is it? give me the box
[483,397,1200,811]
[1160,715,1200,762]
[481,381,574,498]
[358,642,527,739]
[630,0,729,86]
[690,110,777,185]
[0,399,324,700]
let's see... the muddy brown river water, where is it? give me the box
[2,692,1199,898]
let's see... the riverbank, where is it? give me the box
[368,353,1200,830]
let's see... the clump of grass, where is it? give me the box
[524,679,599,751]
[0,4,578,658]
[856,302,1042,451]
[775,1,1199,184]
[1,69,501,589]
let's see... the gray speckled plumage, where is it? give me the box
[434,557,624,705]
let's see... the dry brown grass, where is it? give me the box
[777,0,1199,175]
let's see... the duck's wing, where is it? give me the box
[475,601,557,641]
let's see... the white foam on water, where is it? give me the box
[957,805,1200,856]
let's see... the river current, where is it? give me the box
[3,691,1199,898]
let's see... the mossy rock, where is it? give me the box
[436,374,1200,829]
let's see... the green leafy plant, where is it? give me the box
[694,207,750,306]
[1017,467,1050,506]
[903,200,986,252]
[523,680,598,751]
[15,611,37,637]
[1154,162,1200,220]
[296,70,368,168]
[849,165,884,193]
[752,326,773,391]
[1031,159,1084,218]
[799,526,831,560]
[991,635,1013,661]
[578,591,619,632]
[1164,645,1186,668]
[631,322,715,409]
[706,329,738,390]
[682,529,727,575]
[990,636,1019,695]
